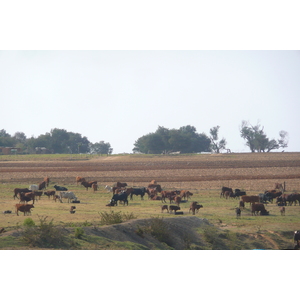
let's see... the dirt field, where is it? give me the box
[0,152,299,249]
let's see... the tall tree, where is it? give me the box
[240,121,288,152]
[209,126,227,153]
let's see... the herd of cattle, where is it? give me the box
[220,183,300,218]
[8,176,299,219]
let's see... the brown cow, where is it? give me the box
[33,190,43,200]
[44,190,56,200]
[241,195,259,206]
[19,192,34,204]
[15,204,34,216]
[239,200,245,209]
[44,176,50,187]
[92,183,98,192]
[76,177,86,186]
[173,196,182,206]
[189,201,198,215]
[251,203,269,216]
[147,184,162,192]
[161,205,169,213]
[150,195,164,202]
[180,190,193,200]
[13,188,30,199]
[116,182,127,188]
[24,192,35,204]
[81,181,97,191]
[146,188,158,199]
[169,205,180,214]
[38,181,47,190]
[220,187,233,198]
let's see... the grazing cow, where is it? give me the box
[189,201,198,215]
[264,190,282,203]
[280,206,285,216]
[173,196,182,206]
[44,190,56,200]
[15,204,34,216]
[110,192,129,206]
[169,205,180,214]
[236,207,241,218]
[33,190,43,200]
[19,192,34,204]
[59,191,77,203]
[44,177,50,187]
[29,184,38,191]
[116,182,127,188]
[251,203,269,216]
[81,181,97,191]
[287,193,300,206]
[38,181,47,190]
[104,185,113,192]
[161,205,169,213]
[224,191,232,199]
[180,190,193,200]
[220,187,233,198]
[234,189,246,199]
[92,183,98,192]
[13,188,30,199]
[147,184,162,193]
[24,192,35,204]
[53,185,68,191]
[129,187,147,200]
[146,188,158,199]
[241,195,259,207]
[76,177,86,186]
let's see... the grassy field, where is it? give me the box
[0,152,299,249]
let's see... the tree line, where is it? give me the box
[0,121,289,155]
[0,128,112,155]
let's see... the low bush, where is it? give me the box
[21,215,76,249]
[23,218,35,227]
[98,211,137,225]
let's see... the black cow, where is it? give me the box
[236,207,241,218]
[110,192,128,206]
[130,187,147,200]
[234,189,246,199]
[53,185,68,191]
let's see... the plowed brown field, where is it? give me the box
[1,152,300,192]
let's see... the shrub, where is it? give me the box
[74,227,84,239]
[21,215,75,249]
[23,218,35,227]
[98,211,137,225]
[144,217,171,245]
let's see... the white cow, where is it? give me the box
[29,184,39,191]
[59,191,77,203]
[104,185,113,192]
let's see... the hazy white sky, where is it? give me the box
[1,50,299,153]
[1,1,299,154]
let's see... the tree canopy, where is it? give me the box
[240,121,289,152]
[133,125,211,154]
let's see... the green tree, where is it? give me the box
[240,121,288,152]
[90,141,113,155]
[209,126,227,153]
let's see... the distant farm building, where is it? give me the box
[0,147,22,155]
